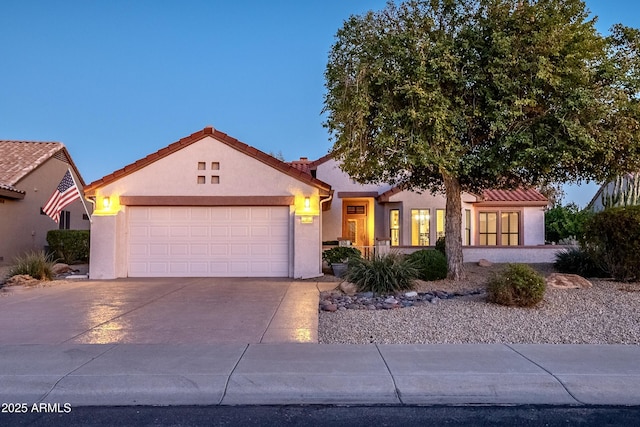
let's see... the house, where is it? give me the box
[85,126,555,280]
[588,173,640,211]
[292,155,552,263]
[0,140,90,266]
[84,126,331,280]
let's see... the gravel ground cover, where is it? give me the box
[319,263,640,345]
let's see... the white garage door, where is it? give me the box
[128,206,289,277]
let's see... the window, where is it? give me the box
[465,209,471,245]
[197,176,205,184]
[390,209,400,246]
[197,162,206,170]
[501,212,520,245]
[436,209,445,239]
[211,175,220,184]
[346,205,366,215]
[211,162,220,170]
[411,209,430,246]
[479,212,497,245]
[479,211,520,246]
[59,210,71,230]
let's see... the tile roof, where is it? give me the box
[84,127,332,196]
[481,188,548,203]
[289,157,312,174]
[377,185,548,205]
[0,141,64,186]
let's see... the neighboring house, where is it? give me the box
[84,127,332,280]
[588,173,640,211]
[292,155,551,263]
[0,141,90,266]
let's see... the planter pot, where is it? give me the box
[331,263,348,278]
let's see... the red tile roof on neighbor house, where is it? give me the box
[0,141,86,198]
[84,127,332,196]
[0,140,64,186]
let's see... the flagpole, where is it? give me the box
[67,168,93,224]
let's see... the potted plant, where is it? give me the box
[322,246,361,278]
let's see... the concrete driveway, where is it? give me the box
[0,278,333,344]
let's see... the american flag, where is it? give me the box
[43,170,81,223]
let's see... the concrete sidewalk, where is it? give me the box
[1,343,639,406]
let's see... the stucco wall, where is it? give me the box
[315,158,392,243]
[523,206,546,246]
[0,157,90,266]
[89,135,323,279]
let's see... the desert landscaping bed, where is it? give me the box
[318,263,640,345]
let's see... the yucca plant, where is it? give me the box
[8,250,56,281]
[346,252,418,294]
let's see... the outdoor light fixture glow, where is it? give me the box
[102,196,110,209]
[304,197,310,210]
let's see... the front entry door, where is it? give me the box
[342,202,370,256]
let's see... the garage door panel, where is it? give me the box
[170,244,188,256]
[211,226,228,237]
[149,263,168,274]
[171,208,190,220]
[128,206,289,277]
[190,226,209,237]
[231,226,249,237]
[191,244,208,256]
[150,227,169,237]
[150,208,171,221]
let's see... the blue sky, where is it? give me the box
[1,0,638,207]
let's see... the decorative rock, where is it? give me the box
[319,287,485,311]
[546,273,593,289]
[478,259,493,267]
[4,275,40,287]
[51,263,73,275]
[322,304,338,313]
[339,281,358,296]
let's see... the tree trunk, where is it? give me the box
[443,172,465,281]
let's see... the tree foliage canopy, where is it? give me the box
[324,0,640,193]
[323,0,640,279]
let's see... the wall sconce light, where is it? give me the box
[102,196,110,209]
[304,197,310,210]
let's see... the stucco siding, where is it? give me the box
[0,157,89,265]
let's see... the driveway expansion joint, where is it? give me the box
[504,343,584,405]
[375,343,403,405]
[219,344,249,405]
[37,344,119,403]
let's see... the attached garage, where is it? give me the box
[85,126,332,280]
[128,206,289,277]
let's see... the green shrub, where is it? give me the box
[406,249,447,281]
[46,230,90,264]
[582,206,640,281]
[322,246,361,265]
[554,247,606,277]
[545,203,593,244]
[346,252,417,294]
[487,264,546,307]
[8,250,56,281]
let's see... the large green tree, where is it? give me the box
[323,0,640,280]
